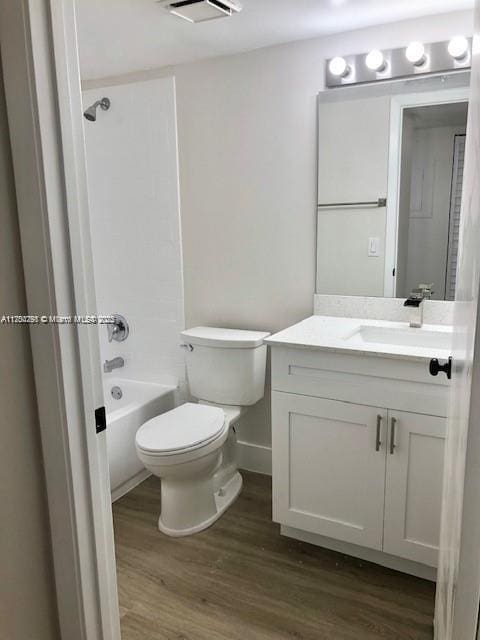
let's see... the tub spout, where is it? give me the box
[104,357,124,373]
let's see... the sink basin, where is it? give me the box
[345,324,452,351]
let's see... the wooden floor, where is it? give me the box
[113,471,435,640]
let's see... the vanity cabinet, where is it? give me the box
[270,345,449,571]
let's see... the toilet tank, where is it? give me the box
[180,327,270,406]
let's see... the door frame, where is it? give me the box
[384,87,470,297]
[0,2,120,639]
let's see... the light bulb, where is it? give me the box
[329,57,350,78]
[366,49,386,72]
[448,36,469,61]
[406,42,426,66]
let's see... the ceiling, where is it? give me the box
[75,0,474,80]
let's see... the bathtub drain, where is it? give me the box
[111,386,123,400]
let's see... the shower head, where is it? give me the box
[83,97,110,122]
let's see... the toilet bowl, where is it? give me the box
[135,326,270,537]
[136,403,242,536]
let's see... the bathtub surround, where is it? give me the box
[83,77,186,501]
[84,77,185,389]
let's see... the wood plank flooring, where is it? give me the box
[113,471,435,640]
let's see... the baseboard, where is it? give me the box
[111,469,151,503]
[237,440,272,476]
[281,525,437,582]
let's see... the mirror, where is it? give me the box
[316,82,469,300]
[396,102,467,300]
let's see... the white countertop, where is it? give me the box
[265,315,453,362]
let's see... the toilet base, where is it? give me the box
[158,471,243,537]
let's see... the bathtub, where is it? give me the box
[104,378,177,501]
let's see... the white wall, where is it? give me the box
[173,11,473,447]
[83,77,185,388]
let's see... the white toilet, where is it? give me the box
[135,326,270,537]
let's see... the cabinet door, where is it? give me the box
[272,392,387,550]
[383,410,446,567]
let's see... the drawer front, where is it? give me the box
[271,346,450,417]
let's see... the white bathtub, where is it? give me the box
[104,378,176,501]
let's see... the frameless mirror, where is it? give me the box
[316,79,469,300]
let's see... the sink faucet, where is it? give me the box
[104,356,124,373]
[404,284,434,328]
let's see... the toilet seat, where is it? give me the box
[136,403,226,456]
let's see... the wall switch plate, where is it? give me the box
[368,237,380,257]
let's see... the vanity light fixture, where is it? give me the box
[328,56,350,78]
[326,38,472,88]
[448,35,470,61]
[365,49,387,73]
[406,42,427,67]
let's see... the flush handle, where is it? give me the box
[375,415,382,452]
[179,343,194,352]
[429,357,452,380]
[390,417,397,455]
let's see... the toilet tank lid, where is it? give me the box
[181,326,270,348]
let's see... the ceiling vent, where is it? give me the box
[159,0,242,23]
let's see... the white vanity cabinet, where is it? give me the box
[270,344,449,573]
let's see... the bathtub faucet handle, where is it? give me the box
[107,314,129,343]
[179,343,194,352]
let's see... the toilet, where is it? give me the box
[135,326,270,537]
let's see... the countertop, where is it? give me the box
[264,315,453,362]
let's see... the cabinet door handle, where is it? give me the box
[390,416,397,455]
[376,414,382,451]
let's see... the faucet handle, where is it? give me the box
[107,314,129,342]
